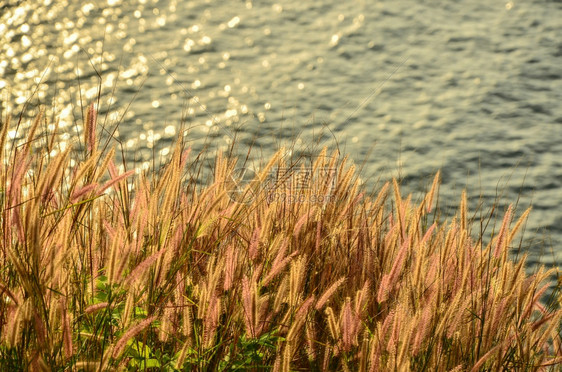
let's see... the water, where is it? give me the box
[1,0,561,267]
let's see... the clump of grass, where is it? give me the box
[1,103,561,371]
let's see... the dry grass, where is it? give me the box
[1,104,561,371]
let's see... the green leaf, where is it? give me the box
[145,359,161,368]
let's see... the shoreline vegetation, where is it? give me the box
[1,103,561,371]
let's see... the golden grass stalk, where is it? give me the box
[0,103,560,371]
[111,315,157,359]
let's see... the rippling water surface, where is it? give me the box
[1,0,561,266]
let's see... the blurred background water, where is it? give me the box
[1,0,561,268]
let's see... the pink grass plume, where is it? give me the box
[85,102,97,153]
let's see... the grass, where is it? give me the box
[1,102,561,371]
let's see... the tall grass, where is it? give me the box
[1,104,561,371]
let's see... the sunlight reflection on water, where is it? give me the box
[1,0,562,265]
